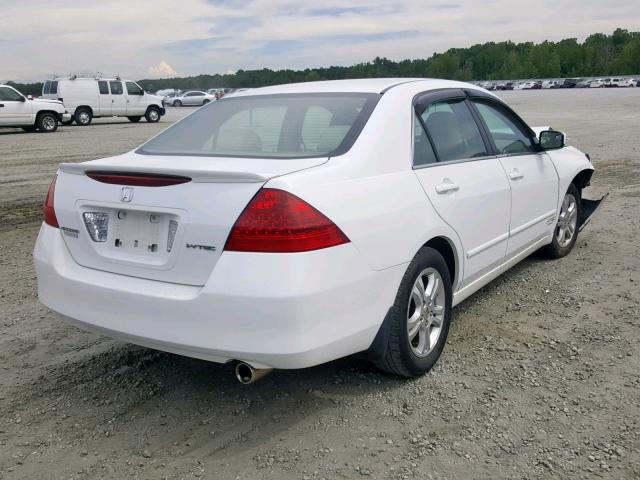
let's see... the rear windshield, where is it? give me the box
[137,93,379,159]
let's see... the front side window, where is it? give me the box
[126,82,143,95]
[109,81,123,95]
[0,86,24,102]
[98,81,109,95]
[43,81,51,95]
[419,99,488,162]
[472,100,535,155]
[138,93,378,159]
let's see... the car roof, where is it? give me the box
[230,78,478,96]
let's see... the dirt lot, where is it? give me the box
[1,89,639,479]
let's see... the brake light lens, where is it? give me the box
[44,176,59,228]
[225,189,350,253]
[86,171,191,187]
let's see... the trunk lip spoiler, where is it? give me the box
[58,162,269,184]
[579,192,608,232]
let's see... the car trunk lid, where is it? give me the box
[54,153,328,286]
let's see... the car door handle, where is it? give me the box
[435,181,459,194]
[0,104,4,107]
[509,169,524,180]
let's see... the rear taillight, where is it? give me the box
[225,188,350,253]
[44,176,59,228]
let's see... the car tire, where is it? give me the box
[127,116,142,123]
[544,183,581,259]
[373,247,452,377]
[74,108,92,126]
[145,107,161,123]
[36,113,59,133]
[203,99,210,105]
[173,100,182,107]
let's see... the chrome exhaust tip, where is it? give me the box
[235,362,272,384]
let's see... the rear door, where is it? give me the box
[0,86,32,125]
[109,81,126,115]
[468,95,558,256]
[97,80,111,116]
[412,90,511,286]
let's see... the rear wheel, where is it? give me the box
[127,116,142,123]
[36,113,59,133]
[75,108,92,126]
[145,107,161,123]
[173,100,182,107]
[544,184,581,259]
[373,247,452,377]
[203,99,210,105]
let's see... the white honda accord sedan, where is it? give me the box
[34,79,605,382]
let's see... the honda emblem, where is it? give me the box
[120,187,134,202]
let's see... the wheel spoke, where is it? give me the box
[425,275,439,301]
[419,324,430,354]
[431,315,443,328]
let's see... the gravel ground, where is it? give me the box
[0,89,639,479]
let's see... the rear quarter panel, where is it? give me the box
[266,84,464,287]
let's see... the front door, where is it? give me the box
[0,86,32,125]
[412,93,511,286]
[469,97,558,255]
[125,81,146,115]
[109,81,127,115]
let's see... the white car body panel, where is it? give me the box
[0,85,69,127]
[40,77,164,119]
[34,78,597,369]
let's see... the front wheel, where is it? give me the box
[173,100,182,107]
[544,184,581,259]
[37,113,59,133]
[145,107,161,123]
[373,247,452,377]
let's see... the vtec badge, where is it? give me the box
[186,243,217,252]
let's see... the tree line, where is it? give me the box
[8,28,639,96]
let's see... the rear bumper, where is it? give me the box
[34,223,405,369]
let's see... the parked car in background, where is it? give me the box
[41,77,165,125]
[0,84,70,132]
[541,80,560,89]
[560,78,580,88]
[156,89,180,97]
[617,78,636,87]
[575,79,591,88]
[34,78,605,381]
[589,79,606,88]
[170,91,216,106]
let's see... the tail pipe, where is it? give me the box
[235,362,272,384]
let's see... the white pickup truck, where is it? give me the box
[0,85,70,133]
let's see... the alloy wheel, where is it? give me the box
[407,268,446,357]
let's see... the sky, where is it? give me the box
[1,0,639,82]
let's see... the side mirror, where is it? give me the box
[539,130,565,150]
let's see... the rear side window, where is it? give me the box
[419,100,488,162]
[138,93,379,159]
[43,81,51,95]
[98,81,109,95]
[50,81,58,95]
[109,81,123,95]
[472,100,534,155]
[413,113,438,166]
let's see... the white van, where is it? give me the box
[41,77,165,126]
